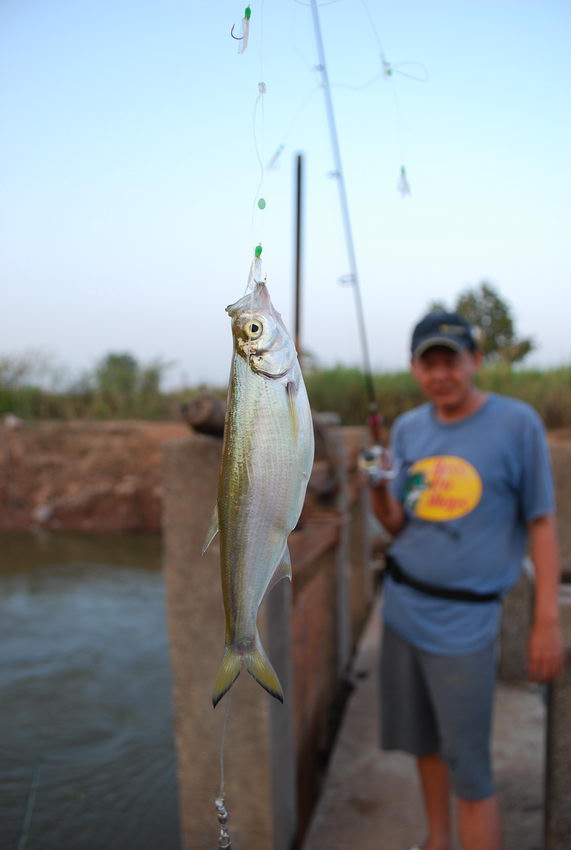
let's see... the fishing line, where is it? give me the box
[268,0,325,168]
[330,63,428,92]
[357,0,427,194]
[273,0,426,193]
[214,7,268,847]
[228,4,268,247]
[266,0,332,171]
[267,85,321,169]
[357,0,386,57]
[243,0,267,255]
[215,692,233,849]
[247,0,267,284]
[288,0,317,73]
[389,63,429,82]
[16,762,41,850]
[252,82,268,239]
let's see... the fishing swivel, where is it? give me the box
[215,796,231,849]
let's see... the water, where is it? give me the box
[0,532,181,850]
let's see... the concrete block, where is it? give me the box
[162,436,297,850]
[549,441,571,578]
[292,548,338,834]
[499,563,534,683]
[331,426,374,671]
[544,585,571,850]
[348,486,375,649]
[331,431,351,677]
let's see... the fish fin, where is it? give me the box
[244,634,284,703]
[212,646,242,708]
[266,545,292,596]
[202,504,219,554]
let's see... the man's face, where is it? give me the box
[411,346,481,408]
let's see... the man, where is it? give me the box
[369,311,563,850]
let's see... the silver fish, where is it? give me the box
[204,279,314,707]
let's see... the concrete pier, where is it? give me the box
[162,435,297,850]
[544,585,571,850]
[302,602,549,850]
[499,562,534,683]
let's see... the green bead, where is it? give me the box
[257,198,266,209]
[245,6,251,19]
[255,244,263,258]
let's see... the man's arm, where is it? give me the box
[370,480,406,537]
[528,514,564,682]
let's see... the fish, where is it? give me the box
[204,277,314,707]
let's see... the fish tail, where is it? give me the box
[212,647,242,708]
[211,635,284,708]
[244,634,284,704]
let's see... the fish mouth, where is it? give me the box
[226,281,270,316]
[240,346,293,380]
[235,340,293,379]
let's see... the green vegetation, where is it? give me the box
[305,364,571,428]
[476,365,571,429]
[0,351,176,421]
[429,281,534,364]
[1,352,570,429]
[304,366,422,426]
[6,282,562,425]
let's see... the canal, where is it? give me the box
[0,532,181,850]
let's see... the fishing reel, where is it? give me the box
[358,445,400,487]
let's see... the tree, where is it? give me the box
[95,353,140,398]
[0,350,60,389]
[427,282,534,364]
[91,352,170,416]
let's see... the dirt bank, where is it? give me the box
[0,421,187,533]
[1,422,571,563]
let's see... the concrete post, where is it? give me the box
[548,441,571,578]
[544,584,571,850]
[332,430,351,677]
[162,435,297,850]
[338,426,375,650]
[499,560,534,682]
[348,485,375,648]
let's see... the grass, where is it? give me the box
[2,365,571,429]
[305,364,571,428]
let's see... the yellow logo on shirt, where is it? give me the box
[404,455,482,522]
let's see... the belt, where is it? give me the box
[385,555,501,603]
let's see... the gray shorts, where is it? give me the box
[380,624,497,800]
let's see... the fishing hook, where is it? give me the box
[230,24,244,41]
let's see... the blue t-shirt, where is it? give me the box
[383,393,555,655]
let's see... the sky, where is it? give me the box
[1,0,570,388]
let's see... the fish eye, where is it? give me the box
[244,320,263,340]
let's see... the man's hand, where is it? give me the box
[358,445,399,488]
[528,514,564,682]
[528,618,564,682]
[366,456,406,536]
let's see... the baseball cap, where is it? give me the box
[411,311,477,358]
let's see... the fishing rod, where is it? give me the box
[308,0,383,445]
